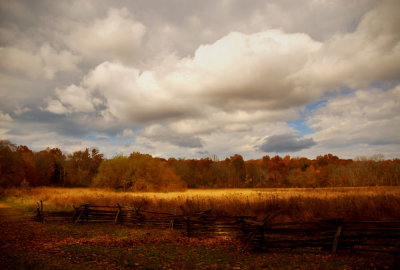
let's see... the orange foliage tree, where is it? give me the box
[1,139,400,189]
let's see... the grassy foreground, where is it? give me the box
[2,186,400,221]
[1,187,400,269]
[0,201,398,270]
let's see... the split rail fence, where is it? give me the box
[34,201,400,254]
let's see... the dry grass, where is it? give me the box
[2,186,400,222]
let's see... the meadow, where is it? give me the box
[3,186,400,222]
[1,186,400,269]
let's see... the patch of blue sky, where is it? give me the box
[296,99,328,120]
[85,132,135,145]
[287,119,315,136]
[305,100,328,113]
[84,133,111,142]
[289,86,362,136]
[287,99,329,136]
[370,79,400,91]
[89,134,137,157]
[320,87,353,101]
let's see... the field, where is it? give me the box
[1,187,400,269]
[3,186,400,221]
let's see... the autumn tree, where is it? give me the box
[0,140,24,187]
[128,153,186,191]
[2,138,400,189]
[65,148,103,186]
[16,145,39,186]
[228,154,246,187]
[94,153,186,191]
[245,159,266,187]
[92,156,132,189]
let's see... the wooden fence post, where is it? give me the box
[84,204,89,223]
[186,216,191,237]
[73,206,83,224]
[260,227,266,251]
[168,208,177,230]
[115,203,121,224]
[169,218,175,230]
[333,218,344,254]
[36,202,43,223]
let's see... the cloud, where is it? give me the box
[39,2,400,158]
[44,99,69,115]
[1,0,400,160]
[249,0,376,41]
[0,44,80,79]
[140,124,203,148]
[292,1,400,91]
[259,134,316,153]
[165,30,322,111]
[0,111,12,122]
[64,7,146,63]
[308,86,400,148]
[0,110,12,135]
[46,29,319,125]
[45,84,95,114]
[116,129,135,138]
[81,61,195,122]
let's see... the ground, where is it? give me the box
[0,201,398,269]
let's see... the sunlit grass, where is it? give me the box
[2,186,400,222]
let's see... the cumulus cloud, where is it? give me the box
[259,134,316,153]
[45,84,95,114]
[249,0,376,41]
[44,99,69,115]
[308,86,400,147]
[46,29,318,124]
[165,30,322,111]
[140,124,203,148]
[292,1,400,91]
[1,0,400,159]
[116,129,135,138]
[0,111,12,136]
[0,43,80,79]
[40,1,400,158]
[64,8,146,63]
[0,111,12,122]
[80,61,195,122]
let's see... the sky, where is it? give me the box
[0,0,399,160]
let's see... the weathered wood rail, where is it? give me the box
[34,202,255,237]
[239,217,400,254]
[34,202,400,254]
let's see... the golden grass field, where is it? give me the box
[2,186,400,222]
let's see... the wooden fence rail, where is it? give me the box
[33,202,400,254]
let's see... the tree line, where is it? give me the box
[1,140,399,191]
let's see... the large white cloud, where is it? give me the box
[0,110,12,135]
[308,86,400,155]
[2,0,400,159]
[48,29,320,119]
[165,30,322,111]
[0,43,80,79]
[292,1,400,91]
[45,84,95,114]
[140,124,203,148]
[64,8,146,63]
[44,29,317,151]
[248,0,376,41]
[42,1,400,155]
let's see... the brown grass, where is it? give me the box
[2,186,400,222]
